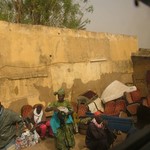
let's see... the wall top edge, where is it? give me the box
[0,21,137,39]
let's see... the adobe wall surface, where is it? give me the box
[132,49,150,97]
[0,21,138,112]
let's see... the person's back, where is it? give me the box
[0,102,24,149]
[85,116,109,150]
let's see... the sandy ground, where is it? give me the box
[24,132,127,150]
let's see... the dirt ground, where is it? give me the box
[24,132,127,150]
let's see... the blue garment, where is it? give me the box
[50,112,73,135]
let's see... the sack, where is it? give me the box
[105,127,117,146]
[15,130,39,150]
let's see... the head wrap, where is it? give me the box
[94,116,103,124]
[54,88,65,96]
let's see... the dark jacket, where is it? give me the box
[0,106,24,148]
[85,122,108,150]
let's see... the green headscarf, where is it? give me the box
[54,88,65,96]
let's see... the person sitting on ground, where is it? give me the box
[28,104,53,140]
[0,102,24,150]
[85,116,110,150]
[45,88,75,150]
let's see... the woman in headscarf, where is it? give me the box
[45,88,75,150]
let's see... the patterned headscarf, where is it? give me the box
[54,88,65,96]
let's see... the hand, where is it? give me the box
[67,111,73,116]
[45,106,59,112]
[36,121,45,126]
[53,107,60,112]
[16,131,22,137]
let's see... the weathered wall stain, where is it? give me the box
[132,50,150,96]
[0,21,138,112]
[14,86,19,95]
[9,98,28,113]
[34,84,54,105]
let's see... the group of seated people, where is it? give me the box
[0,88,75,150]
[21,88,75,150]
[21,103,54,140]
[1,87,150,150]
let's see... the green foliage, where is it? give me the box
[0,0,93,29]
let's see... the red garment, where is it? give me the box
[38,121,53,138]
[30,104,54,138]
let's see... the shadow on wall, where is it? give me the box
[9,98,28,113]
[8,71,126,113]
[34,84,53,106]
[35,73,124,104]
[34,82,75,105]
[72,78,101,102]
[72,73,123,102]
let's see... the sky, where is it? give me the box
[85,0,150,49]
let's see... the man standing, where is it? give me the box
[0,102,24,150]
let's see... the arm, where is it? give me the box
[65,100,74,115]
[45,106,59,112]
[10,110,24,136]
[67,101,73,111]
[45,106,54,112]
[39,110,47,124]
[45,102,60,112]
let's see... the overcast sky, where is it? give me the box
[85,0,150,49]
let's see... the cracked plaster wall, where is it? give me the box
[0,21,138,112]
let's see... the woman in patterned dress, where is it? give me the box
[45,88,75,150]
